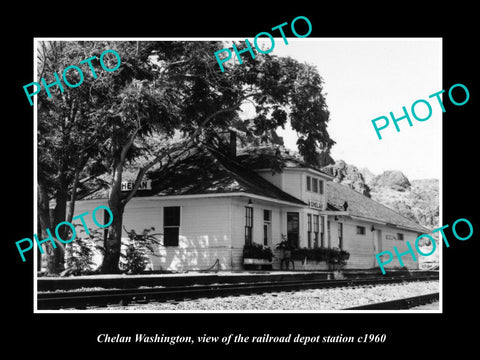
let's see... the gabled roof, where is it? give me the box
[81,145,306,206]
[80,144,429,233]
[149,147,428,232]
[144,145,306,205]
[237,146,333,178]
[326,181,429,233]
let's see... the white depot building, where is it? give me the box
[74,143,428,272]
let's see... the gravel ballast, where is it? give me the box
[95,280,439,311]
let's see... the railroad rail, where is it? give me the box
[37,274,438,310]
[345,292,439,310]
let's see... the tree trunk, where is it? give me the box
[100,126,137,274]
[38,182,57,274]
[100,206,124,274]
[53,191,68,272]
[100,190,125,274]
[66,163,81,224]
[98,133,191,274]
[37,215,44,272]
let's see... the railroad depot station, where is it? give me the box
[74,140,429,273]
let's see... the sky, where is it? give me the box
[35,37,442,180]
[262,38,442,180]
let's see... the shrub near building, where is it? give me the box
[243,243,273,261]
[290,247,350,268]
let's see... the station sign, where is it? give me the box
[308,200,323,210]
[121,180,152,191]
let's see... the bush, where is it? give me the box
[65,236,96,276]
[290,248,311,261]
[120,227,162,274]
[243,243,273,261]
[120,242,150,274]
[275,238,295,251]
[64,225,105,276]
[289,247,350,266]
[326,247,350,266]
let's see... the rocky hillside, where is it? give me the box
[369,177,439,230]
[322,160,371,197]
[322,160,439,231]
[369,170,411,191]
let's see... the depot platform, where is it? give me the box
[36,269,438,292]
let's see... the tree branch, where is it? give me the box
[192,91,263,139]
[120,123,140,165]
[121,139,193,205]
[109,117,141,197]
[66,155,84,224]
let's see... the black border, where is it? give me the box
[6,6,477,355]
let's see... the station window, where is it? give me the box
[164,206,180,246]
[245,206,253,246]
[306,176,325,194]
[264,209,271,222]
[327,221,331,246]
[312,178,318,193]
[397,233,404,241]
[308,215,317,248]
[263,210,272,246]
[338,223,343,249]
[318,215,323,247]
[307,214,312,248]
[356,226,366,235]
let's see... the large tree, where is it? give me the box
[37,41,113,273]
[37,40,335,274]
[94,41,335,273]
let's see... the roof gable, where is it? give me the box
[236,146,333,178]
[135,145,305,205]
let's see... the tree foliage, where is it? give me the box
[37,40,335,274]
[64,236,96,276]
[37,41,133,273]
[119,227,162,274]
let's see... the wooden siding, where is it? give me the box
[339,217,419,270]
[72,196,420,272]
[282,171,303,200]
[230,197,284,270]
[73,197,234,271]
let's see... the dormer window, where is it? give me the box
[312,178,318,193]
[307,174,325,194]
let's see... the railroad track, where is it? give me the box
[345,292,439,310]
[37,274,438,310]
